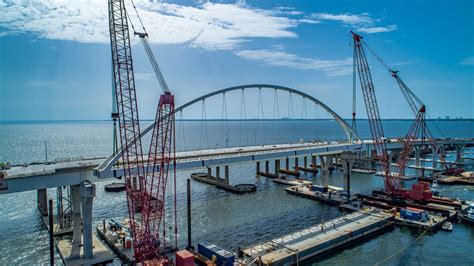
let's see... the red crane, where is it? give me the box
[361,38,457,174]
[351,31,434,201]
[108,0,177,263]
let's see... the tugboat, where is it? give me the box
[460,202,474,225]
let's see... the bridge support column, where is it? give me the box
[342,160,354,199]
[456,145,465,161]
[274,160,280,176]
[71,184,82,249]
[388,151,396,174]
[216,166,220,179]
[318,155,329,188]
[225,165,229,184]
[256,161,261,175]
[294,157,299,172]
[432,144,440,169]
[265,161,269,174]
[207,167,212,178]
[80,181,96,259]
[285,158,290,171]
[303,157,308,168]
[37,188,48,216]
[312,155,317,171]
[340,152,357,200]
[439,145,447,167]
[415,146,422,176]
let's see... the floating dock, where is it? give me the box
[272,177,311,186]
[351,168,376,174]
[375,171,416,180]
[240,209,394,265]
[285,185,351,206]
[191,173,256,193]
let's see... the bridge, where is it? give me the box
[2,84,472,195]
[1,84,472,265]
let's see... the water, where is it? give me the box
[0,120,473,265]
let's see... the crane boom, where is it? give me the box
[108,0,177,262]
[108,0,146,259]
[351,31,395,193]
[136,32,171,93]
[362,39,450,171]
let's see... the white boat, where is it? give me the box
[441,221,453,232]
[460,202,474,225]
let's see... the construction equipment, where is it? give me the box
[108,0,177,262]
[351,31,394,194]
[351,31,432,201]
[361,37,459,174]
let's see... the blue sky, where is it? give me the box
[0,0,472,121]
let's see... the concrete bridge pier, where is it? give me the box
[80,181,96,259]
[37,188,48,216]
[207,167,212,178]
[225,165,229,184]
[71,184,82,254]
[340,152,357,199]
[303,156,308,168]
[432,144,440,169]
[275,159,280,176]
[285,158,290,171]
[265,161,269,174]
[294,157,299,172]
[312,155,317,171]
[216,166,221,179]
[318,155,329,189]
[414,146,422,176]
[456,144,465,161]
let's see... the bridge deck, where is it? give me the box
[1,138,472,194]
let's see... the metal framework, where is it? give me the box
[109,0,177,261]
[108,0,146,259]
[351,31,394,193]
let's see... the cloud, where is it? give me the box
[0,0,299,50]
[26,80,57,87]
[458,56,474,66]
[312,12,396,34]
[234,49,352,76]
[312,13,374,26]
[358,25,397,34]
[135,73,156,81]
[298,18,320,24]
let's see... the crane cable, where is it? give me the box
[375,224,431,265]
[130,0,147,34]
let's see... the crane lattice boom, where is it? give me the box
[108,0,177,262]
[351,31,395,194]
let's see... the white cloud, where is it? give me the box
[458,56,474,66]
[234,49,352,76]
[298,18,320,24]
[26,79,57,87]
[312,13,373,26]
[312,12,396,34]
[0,0,299,50]
[358,25,397,34]
[135,73,156,81]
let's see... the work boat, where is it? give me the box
[460,202,474,224]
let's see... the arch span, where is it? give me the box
[96,84,361,174]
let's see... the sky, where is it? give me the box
[0,0,473,121]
